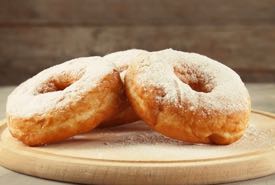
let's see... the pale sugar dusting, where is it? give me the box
[136,49,250,113]
[104,49,147,72]
[7,57,115,117]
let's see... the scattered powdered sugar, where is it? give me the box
[11,114,273,161]
[136,49,250,113]
[6,57,115,117]
[94,121,275,150]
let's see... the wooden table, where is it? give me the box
[0,84,274,185]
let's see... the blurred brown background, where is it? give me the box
[0,0,274,85]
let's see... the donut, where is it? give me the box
[125,49,251,145]
[7,57,123,146]
[100,49,148,127]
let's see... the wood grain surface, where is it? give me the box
[0,111,275,185]
[1,0,274,25]
[0,0,274,85]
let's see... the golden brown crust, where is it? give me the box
[125,51,251,145]
[99,49,148,127]
[99,93,139,127]
[7,62,124,146]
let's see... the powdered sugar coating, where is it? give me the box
[135,49,250,113]
[104,49,147,72]
[7,57,115,118]
[104,49,148,82]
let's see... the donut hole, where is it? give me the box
[37,74,82,94]
[174,66,213,93]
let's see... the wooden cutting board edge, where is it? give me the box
[1,110,275,164]
[0,110,274,185]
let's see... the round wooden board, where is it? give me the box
[0,110,275,185]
